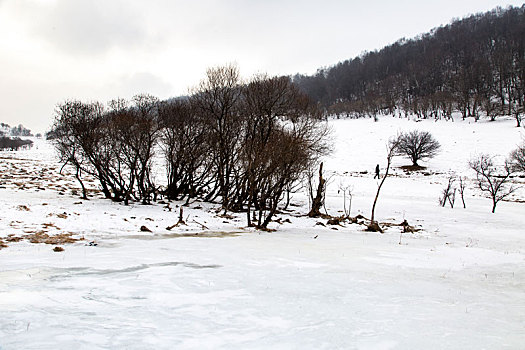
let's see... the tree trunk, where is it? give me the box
[308,162,325,217]
[74,167,88,200]
[369,138,399,231]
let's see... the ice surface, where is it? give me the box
[0,116,524,349]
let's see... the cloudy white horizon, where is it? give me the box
[1,0,523,133]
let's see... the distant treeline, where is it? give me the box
[293,5,525,126]
[0,136,33,150]
[51,65,330,228]
[0,123,33,137]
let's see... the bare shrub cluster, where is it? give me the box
[51,65,330,228]
[52,95,160,204]
[439,175,467,209]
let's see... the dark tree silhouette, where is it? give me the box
[397,130,441,166]
[158,98,213,201]
[0,136,33,150]
[52,97,160,204]
[191,64,243,211]
[51,66,331,229]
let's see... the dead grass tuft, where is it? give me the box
[24,231,81,245]
[42,222,61,230]
[46,212,68,219]
[4,234,23,243]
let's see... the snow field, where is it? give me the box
[0,116,524,349]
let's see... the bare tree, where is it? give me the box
[251,128,317,228]
[158,98,213,201]
[191,64,243,211]
[469,154,516,213]
[129,94,160,204]
[238,74,314,210]
[307,162,327,217]
[439,176,456,208]
[509,95,524,127]
[369,135,401,232]
[397,130,441,167]
[52,100,106,200]
[458,176,467,209]
[53,97,161,204]
[338,182,353,218]
[439,175,467,208]
[237,74,330,227]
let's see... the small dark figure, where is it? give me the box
[374,164,380,179]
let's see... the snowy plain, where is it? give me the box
[0,115,524,349]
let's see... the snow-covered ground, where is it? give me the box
[1,116,524,349]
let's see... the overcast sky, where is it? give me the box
[1,0,523,132]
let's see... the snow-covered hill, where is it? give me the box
[0,115,524,349]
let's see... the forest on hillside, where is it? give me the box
[293,5,525,126]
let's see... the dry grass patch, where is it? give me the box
[4,234,23,243]
[46,212,68,219]
[1,231,83,248]
[25,231,81,245]
[41,222,61,230]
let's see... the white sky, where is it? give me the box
[1,0,523,132]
